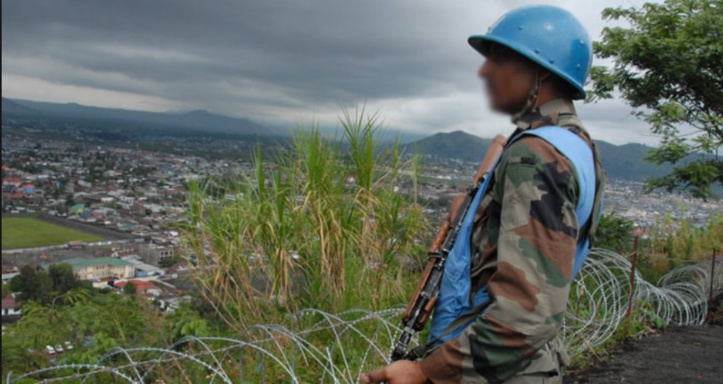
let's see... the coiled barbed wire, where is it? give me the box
[7,249,722,383]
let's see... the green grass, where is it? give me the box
[1,217,103,249]
[185,109,430,332]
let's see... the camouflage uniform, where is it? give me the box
[419,99,597,384]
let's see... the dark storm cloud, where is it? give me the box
[2,0,656,143]
[3,1,470,104]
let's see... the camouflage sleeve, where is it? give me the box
[419,136,580,383]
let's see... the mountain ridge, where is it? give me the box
[1,98,36,114]
[2,97,280,137]
[406,130,672,182]
[2,98,671,181]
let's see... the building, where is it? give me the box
[138,244,174,266]
[21,184,35,194]
[121,255,164,277]
[69,204,88,215]
[2,177,22,187]
[2,272,19,285]
[114,279,162,297]
[63,257,135,280]
[67,241,85,250]
[2,295,21,318]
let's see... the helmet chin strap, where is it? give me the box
[512,70,542,122]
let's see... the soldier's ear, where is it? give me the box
[538,68,553,82]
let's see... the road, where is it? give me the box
[566,302,723,384]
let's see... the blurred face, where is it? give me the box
[478,44,537,114]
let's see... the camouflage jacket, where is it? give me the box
[419,99,595,383]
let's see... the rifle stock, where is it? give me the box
[393,134,506,361]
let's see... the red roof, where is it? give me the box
[1,165,9,171]
[10,193,26,199]
[115,280,159,292]
[2,295,17,310]
[21,184,35,189]
[4,177,21,183]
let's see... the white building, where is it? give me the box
[63,257,135,280]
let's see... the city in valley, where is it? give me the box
[3,126,720,323]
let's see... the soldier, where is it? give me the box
[362,5,604,384]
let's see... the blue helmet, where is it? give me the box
[469,5,592,99]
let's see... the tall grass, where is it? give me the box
[637,214,722,282]
[184,110,428,332]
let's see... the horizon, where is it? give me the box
[3,0,667,146]
[3,96,660,147]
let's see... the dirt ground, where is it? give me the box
[565,300,723,384]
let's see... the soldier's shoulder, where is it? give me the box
[503,135,562,164]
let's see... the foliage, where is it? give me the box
[184,109,428,332]
[8,266,53,304]
[589,0,723,199]
[637,214,721,282]
[595,214,635,253]
[48,263,88,295]
[1,290,213,380]
[8,263,91,306]
[123,281,137,295]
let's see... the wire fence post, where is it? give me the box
[709,248,718,315]
[626,236,640,318]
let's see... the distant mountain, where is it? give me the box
[406,130,673,181]
[594,141,672,181]
[406,131,495,163]
[1,98,36,114]
[2,98,280,137]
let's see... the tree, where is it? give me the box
[595,214,635,253]
[65,193,75,207]
[589,0,722,199]
[48,263,82,294]
[10,264,89,306]
[123,282,137,295]
[2,292,172,378]
[8,265,53,304]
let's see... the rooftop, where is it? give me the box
[115,279,159,292]
[2,295,17,310]
[63,257,134,268]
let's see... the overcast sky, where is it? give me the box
[2,0,661,145]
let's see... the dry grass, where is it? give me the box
[184,109,429,332]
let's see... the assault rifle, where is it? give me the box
[390,135,507,362]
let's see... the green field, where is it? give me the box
[1,217,103,249]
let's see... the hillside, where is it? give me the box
[405,131,494,163]
[594,141,672,180]
[2,98,280,137]
[1,97,36,114]
[406,130,673,181]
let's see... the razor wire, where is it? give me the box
[6,249,722,383]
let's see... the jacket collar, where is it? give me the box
[513,98,580,131]
[510,98,591,144]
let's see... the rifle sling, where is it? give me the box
[405,301,489,360]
